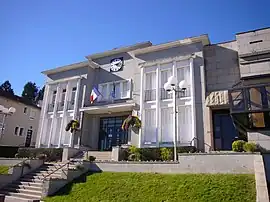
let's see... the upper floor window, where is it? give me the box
[23,107,27,114]
[71,87,77,102]
[98,79,131,101]
[61,89,66,102]
[144,72,156,101]
[30,109,37,120]
[52,90,57,104]
[14,127,19,135]
[176,66,190,96]
[19,128,24,136]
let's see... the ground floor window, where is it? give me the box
[143,109,156,145]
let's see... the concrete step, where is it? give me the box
[4,195,40,202]
[20,178,43,183]
[2,187,42,196]
[8,184,42,192]
[0,191,41,200]
[35,170,62,175]
[25,173,62,178]
[13,181,43,187]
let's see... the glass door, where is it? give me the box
[99,116,129,151]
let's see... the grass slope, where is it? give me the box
[45,172,256,202]
[0,166,9,174]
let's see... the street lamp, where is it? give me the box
[164,76,187,161]
[0,105,16,142]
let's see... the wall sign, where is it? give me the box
[110,57,123,72]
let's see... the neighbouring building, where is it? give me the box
[0,90,41,147]
[36,27,270,152]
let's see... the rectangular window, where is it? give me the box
[161,108,173,144]
[177,66,190,96]
[145,72,156,101]
[177,105,192,144]
[30,109,36,119]
[19,128,24,136]
[23,107,27,114]
[109,83,121,99]
[145,72,156,90]
[98,80,131,101]
[160,70,172,100]
[122,80,129,98]
[61,89,66,104]
[99,84,108,101]
[14,127,19,135]
[52,90,57,104]
[71,87,76,101]
[143,109,156,144]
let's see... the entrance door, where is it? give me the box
[25,129,33,147]
[213,110,238,150]
[99,116,128,151]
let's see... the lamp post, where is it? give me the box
[0,105,16,143]
[164,76,186,161]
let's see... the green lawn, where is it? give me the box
[0,166,9,174]
[45,172,256,202]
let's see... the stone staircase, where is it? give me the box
[0,162,76,201]
[86,151,112,161]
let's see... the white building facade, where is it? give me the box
[36,35,209,151]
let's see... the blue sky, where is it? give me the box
[0,0,269,95]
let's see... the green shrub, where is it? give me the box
[160,148,172,161]
[140,148,161,161]
[17,148,63,161]
[232,140,246,152]
[121,146,197,161]
[88,156,96,162]
[128,146,141,161]
[243,142,257,153]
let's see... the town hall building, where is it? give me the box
[36,27,270,152]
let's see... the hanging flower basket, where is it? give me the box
[65,120,80,133]
[122,115,141,131]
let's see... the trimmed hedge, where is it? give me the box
[0,146,19,158]
[121,146,197,161]
[17,148,63,161]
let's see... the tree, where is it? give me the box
[0,80,14,95]
[36,86,45,101]
[21,82,38,103]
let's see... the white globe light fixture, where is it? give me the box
[167,76,177,86]
[2,108,9,114]
[8,107,16,114]
[164,82,171,92]
[179,80,186,90]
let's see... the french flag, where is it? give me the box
[90,87,101,104]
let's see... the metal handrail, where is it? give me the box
[0,158,29,176]
[189,137,213,152]
[42,161,70,182]
[42,150,86,182]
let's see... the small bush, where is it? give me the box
[128,146,141,161]
[243,142,257,153]
[120,146,197,161]
[160,148,172,161]
[232,140,246,152]
[140,148,161,161]
[88,156,96,162]
[17,148,63,161]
